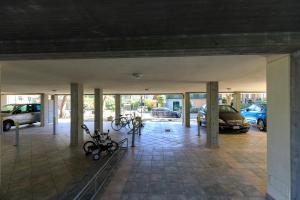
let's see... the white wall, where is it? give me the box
[267,55,291,200]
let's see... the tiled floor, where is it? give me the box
[98,122,267,200]
[0,121,266,200]
[0,122,118,200]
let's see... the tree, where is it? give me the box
[157,95,166,107]
[59,95,68,118]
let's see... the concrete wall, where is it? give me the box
[267,55,291,200]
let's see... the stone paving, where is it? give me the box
[0,121,266,200]
[0,122,116,200]
[98,122,267,200]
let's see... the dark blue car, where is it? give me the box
[241,103,267,131]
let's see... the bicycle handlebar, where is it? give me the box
[81,124,88,130]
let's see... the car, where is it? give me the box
[152,107,181,118]
[241,103,267,131]
[198,104,250,133]
[1,103,41,131]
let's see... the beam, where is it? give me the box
[1,32,300,60]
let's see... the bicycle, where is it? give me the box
[111,114,134,131]
[81,124,119,160]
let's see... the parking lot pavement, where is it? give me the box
[0,121,266,200]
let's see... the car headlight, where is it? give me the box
[243,118,248,124]
[219,119,226,124]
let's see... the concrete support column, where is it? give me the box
[266,54,300,199]
[1,95,7,106]
[206,82,219,148]
[40,94,49,127]
[115,94,121,120]
[291,52,300,200]
[232,92,241,112]
[94,89,103,133]
[0,66,2,134]
[70,83,84,146]
[184,92,191,128]
[51,95,58,124]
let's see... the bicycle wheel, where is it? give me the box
[111,119,123,131]
[107,141,119,154]
[83,141,96,154]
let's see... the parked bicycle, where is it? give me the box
[81,124,119,160]
[111,114,134,131]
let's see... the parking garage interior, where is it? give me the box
[0,54,296,200]
[1,1,300,200]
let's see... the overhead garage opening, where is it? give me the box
[0,54,281,200]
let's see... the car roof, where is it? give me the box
[201,104,233,108]
[6,103,40,106]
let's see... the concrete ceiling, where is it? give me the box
[1,0,299,40]
[1,55,266,94]
[1,1,300,55]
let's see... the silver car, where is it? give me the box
[1,104,41,131]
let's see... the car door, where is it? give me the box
[27,104,36,123]
[33,104,41,122]
[254,105,267,122]
[13,105,31,124]
[164,108,170,118]
[242,105,258,125]
[158,109,164,118]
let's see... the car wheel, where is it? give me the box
[257,119,266,131]
[3,121,12,131]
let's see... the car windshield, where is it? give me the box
[219,105,237,113]
[259,104,267,110]
[199,105,237,113]
[1,105,16,113]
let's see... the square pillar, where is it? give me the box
[51,95,58,124]
[0,66,2,134]
[1,95,7,107]
[184,92,191,128]
[291,52,300,200]
[40,94,49,127]
[70,83,84,146]
[206,82,219,148]
[94,89,103,133]
[232,92,241,112]
[266,53,300,200]
[115,94,121,120]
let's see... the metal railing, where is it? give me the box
[73,138,128,200]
